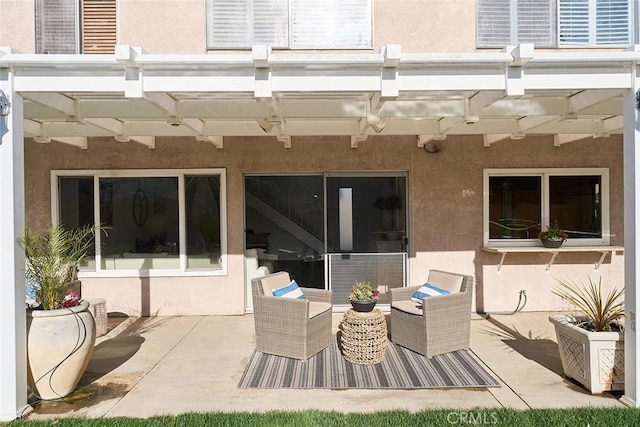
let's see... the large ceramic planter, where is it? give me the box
[549,314,624,394]
[27,300,96,400]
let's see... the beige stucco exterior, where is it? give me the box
[0,0,628,316]
[24,134,625,316]
[2,0,479,54]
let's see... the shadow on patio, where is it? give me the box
[24,311,626,420]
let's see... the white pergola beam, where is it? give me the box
[483,134,510,147]
[84,118,124,135]
[569,89,621,113]
[22,92,75,116]
[554,134,591,146]
[469,90,506,112]
[51,136,88,149]
[517,115,557,132]
[145,92,176,116]
[195,135,223,148]
[23,119,43,136]
[602,115,624,134]
[129,136,155,149]
[181,118,204,135]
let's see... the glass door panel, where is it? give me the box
[326,175,407,306]
[245,175,325,289]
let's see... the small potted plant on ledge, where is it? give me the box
[538,221,569,248]
[349,281,380,312]
[549,277,624,394]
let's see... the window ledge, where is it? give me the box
[481,246,624,272]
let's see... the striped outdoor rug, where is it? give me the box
[238,336,500,389]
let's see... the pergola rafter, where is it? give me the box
[0,44,637,148]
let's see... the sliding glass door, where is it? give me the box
[325,174,407,306]
[245,172,407,307]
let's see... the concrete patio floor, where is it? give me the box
[24,310,625,420]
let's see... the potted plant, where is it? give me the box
[549,277,624,394]
[538,220,568,248]
[20,223,106,400]
[348,281,380,312]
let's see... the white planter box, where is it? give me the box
[549,314,624,394]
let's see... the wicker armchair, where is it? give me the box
[251,271,333,360]
[390,269,473,358]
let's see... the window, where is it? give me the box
[483,168,609,246]
[54,169,226,274]
[559,0,631,46]
[35,0,116,54]
[477,0,632,48]
[206,0,372,49]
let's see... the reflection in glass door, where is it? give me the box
[245,175,325,293]
[245,173,407,309]
[325,174,407,306]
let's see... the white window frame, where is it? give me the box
[51,169,228,278]
[558,0,634,47]
[206,0,373,50]
[476,0,634,48]
[483,168,610,247]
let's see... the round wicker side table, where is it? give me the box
[339,308,388,365]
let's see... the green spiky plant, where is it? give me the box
[20,223,107,310]
[552,277,624,332]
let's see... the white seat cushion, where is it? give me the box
[391,300,423,316]
[309,301,332,318]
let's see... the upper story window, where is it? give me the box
[483,168,610,247]
[477,0,633,48]
[206,0,372,49]
[54,169,227,276]
[35,0,117,54]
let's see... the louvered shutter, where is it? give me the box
[477,0,513,47]
[559,0,630,46]
[207,0,289,49]
[595,0,630,45]
[559,0,591,45]
[477,0,555,48]
[516,0,556,46]
[35,0,79,54]
[81,0,117,54]
[291,0,372,48]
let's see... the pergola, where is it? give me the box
[1,43,640,418]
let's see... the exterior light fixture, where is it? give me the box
[0,90,10,116]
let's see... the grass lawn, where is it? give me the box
[7,408,640,426]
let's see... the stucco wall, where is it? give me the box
[0,0,35,53]
[24,134,625,316]
[1,0,630,55]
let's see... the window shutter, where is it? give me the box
[291,0,372,48]
[35,0,79,54]
[477,0,513,47]
[559,0,591,45]
[81,0,117,54]
[560,0,630,46]
[516,0,556,46]
[207,0,289,49]
[595,0,630,45]
[477,0,555,48]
